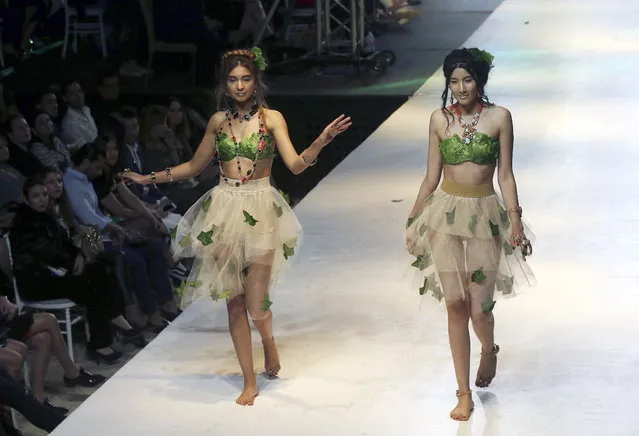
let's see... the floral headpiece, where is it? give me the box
[468,48,494,67]
[222,47,268,71]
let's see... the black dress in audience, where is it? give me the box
[7,140,44,178]
[9,204,125,356]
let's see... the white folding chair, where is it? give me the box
[62,0,107,58]
[1,233,88,362]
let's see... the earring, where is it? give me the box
[449,92,455,106]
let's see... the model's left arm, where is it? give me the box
[496,107,525,239]
[267,110,351,175]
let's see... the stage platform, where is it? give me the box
[45,0,639,435]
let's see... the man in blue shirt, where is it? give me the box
[64,144,179,331]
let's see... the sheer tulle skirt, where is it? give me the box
[407,179,535,307]
[171,177,302,318]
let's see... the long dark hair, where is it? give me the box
[35,168,78,230]
[215,50,269,111]
[440,48,494,128]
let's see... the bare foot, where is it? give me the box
[475,344,500,388]
[450,390,474,421]
[262,337,281,379]
[236,384,259,406]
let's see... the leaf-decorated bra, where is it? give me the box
[216,132,277,162]
[439,132,500,166]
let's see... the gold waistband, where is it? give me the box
[440,179,495,198]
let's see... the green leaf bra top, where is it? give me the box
[216,132,277,162]
[439,132,500,165]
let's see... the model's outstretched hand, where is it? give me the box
[320,114,352,145]
[118,170,148,185]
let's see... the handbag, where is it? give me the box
[72,225,104,261]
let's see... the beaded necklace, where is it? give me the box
[454,102,483,144]
[217,109,267,187]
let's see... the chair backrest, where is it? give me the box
[1,233,24,309]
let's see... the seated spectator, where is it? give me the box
[0,365,65,433]
[141,105,194,173]
[39,168,147,329]
[63,144,179,331]
[117,107,210,214]
[97,133,181,232]
[9,179,144,363]
[90,70,121,134]
[60,80,98,151]
[0,135,25,232]
[34,86,61,127]
[94,136,189,280]
[29,111,72,172]
[0,296,106,409]
[4,114,44,178]
[0,83,19,125]
[115,107,178,209]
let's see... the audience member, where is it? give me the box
[29,111,72,172]
[63,144,179,332]
[60,80,98,151]
[90,70,121,134]
[9,178,144,363]
[0,297,106,408]
[39,168,147,328]
[4,113,44,177]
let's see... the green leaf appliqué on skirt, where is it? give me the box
[411,254,429,271]
[446,207,456,225]
[489,220,500,237]
[468,215,478,234]
[481,294,496,313]
[201,195,213,213]
[261,295,273,311]
[197,226,217,246]
[178,233,192,248]
[273,202,283,218]
[243,210,258,226]
[471,267,487,284]
[503,241,514,255]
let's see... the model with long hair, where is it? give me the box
[120,47,352,406]
[406,48,535,421]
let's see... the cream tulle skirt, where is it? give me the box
[171,177,302,318]
[407,179,535,307]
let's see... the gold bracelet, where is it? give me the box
[165,167,173,182]
[150,171,156,182]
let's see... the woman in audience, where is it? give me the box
[142,105,194,179]
[38,167,161,332]
[93,135,187,276]
[0,296,106,410]
[97,132,182,234]
[29,111,72,172]
[9,178,144,363]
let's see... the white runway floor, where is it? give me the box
[52,1,639,435]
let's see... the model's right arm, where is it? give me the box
[121,112,224,185]
[407,109,443,223]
